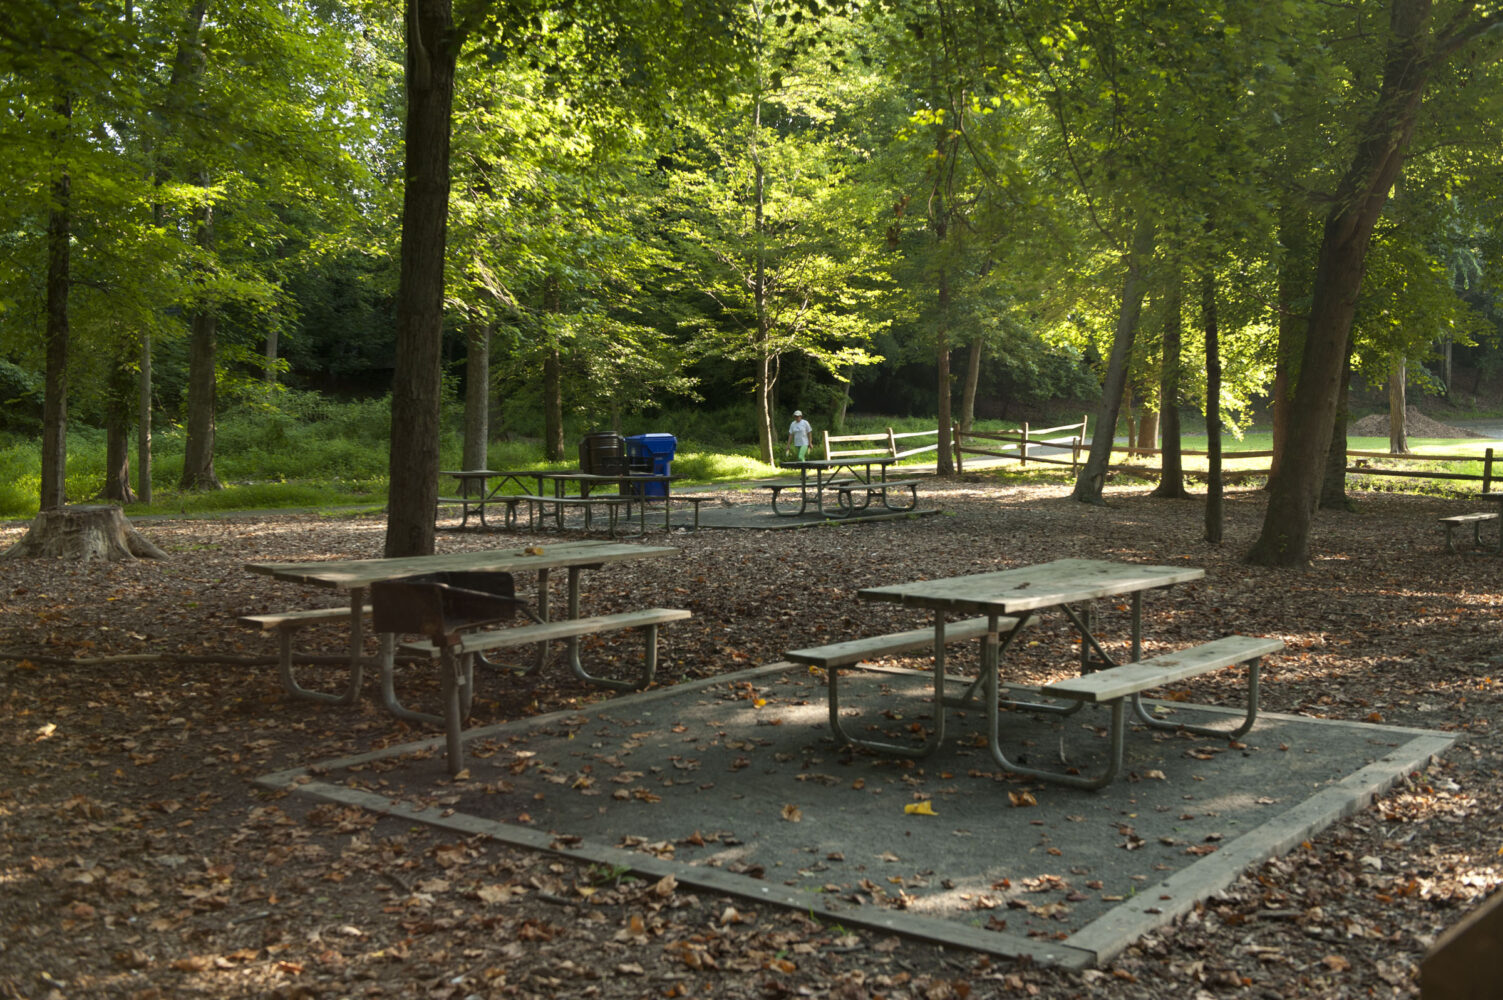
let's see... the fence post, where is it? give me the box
[953,424,963,473]
[887,427,898,460]
[1020,422,1030,467]
[822,430,831,461]
[1073,415,1087,472]
[1485,448,1494,494]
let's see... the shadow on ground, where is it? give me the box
[260,663,1453,969]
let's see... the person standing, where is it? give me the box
[786,409,813,462]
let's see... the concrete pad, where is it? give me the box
[258,663,1454,969]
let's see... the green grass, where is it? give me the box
[5,401,1500,522]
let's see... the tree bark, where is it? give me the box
[179,301,221,490]
[1388,354,1409,454]
[137,331,152,505]
[1267,208,1309,489]
[1152,274,1188,499]
[543,344,564,459]
[959,338,982,435]
[385,0,461,558]
[1320,341,1357,511]
[3,506,165,561]
[1073,218,1156,504]
[1247,0,1434,567]
[103,359,136,503]
[1203,270,1223,544]
[463,320,491,470]
[41,111,70,512]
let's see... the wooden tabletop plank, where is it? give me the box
[858,558,1204,613]
[246,541,677,590]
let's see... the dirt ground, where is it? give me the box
[3,478,1501,1000]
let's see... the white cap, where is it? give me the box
[793,410,803,416]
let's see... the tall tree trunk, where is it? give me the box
[462,320,491,470]
[137,331,152,505]
[543,345,564,459]
[1268,209,1308,488]
[41,115,71,512]
[180,305,220,490]
[263,326,279,386]
[1203,270,1223,543]
[180,184,221,491]
[752,93,777,465]
[103,359,135,503]
[385,0,461,558]
[1388,354,1409,454]
[1152,274,1188,499]
[936,290,953,476]
[541,278,566,458]
[1136,405,1158,454]
[1320,342,1357,510]
[1073,218,1156,504]
[959,338,982,434]
[1247,0,1435,567]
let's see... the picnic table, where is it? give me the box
[244,540,679,707]
[528,470,681,534]
[791,558,1278,789]
[767,457,917,517]
[438,469,683,536]
[438,469,535,530]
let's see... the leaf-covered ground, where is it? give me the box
[2,479,1500,999]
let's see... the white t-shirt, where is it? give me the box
[788,418,812,447]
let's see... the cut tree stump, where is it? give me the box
[2,505,167,560]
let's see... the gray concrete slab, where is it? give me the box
[258,663,1453,969]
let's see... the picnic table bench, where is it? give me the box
[243,542,688,774]
[1438,511,1498,553]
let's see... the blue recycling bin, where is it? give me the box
[625,433,677,498]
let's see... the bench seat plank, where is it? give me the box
[787,616,1008,668]
[402,608,693,657]
[1044,635,1285,703]
[237,605,373,706]
[239,605,371,629]
[790,616,1025,761]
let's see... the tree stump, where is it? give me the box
[2,505,167,560]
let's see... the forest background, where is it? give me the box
[6,0,1503,564]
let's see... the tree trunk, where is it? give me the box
[1203,270,1223,544]
[137,331,152,505]
[752,93,777,466]
[179,304,220,490]
[1073,218,1156,503]
[263,325,279,386]
[41,119,70,512]
[3,505,165,561]
[103,359,136,503]
[180,176,220,491]
[1247,0,1434,567]
[543,344,564,459]
[1388,354,1409,454]
[1152,274,1188,499]
[1137,405,1159,454]
[936,306,953,476]
[1268,208,1308,489]
[462,320,491,470]
[385,0,461,558]
[959,338,982,434]
[1320,342,1357,511]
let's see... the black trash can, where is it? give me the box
[625,433,677,497]
[578,432,627,475]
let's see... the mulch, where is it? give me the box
[2,477,1499,999]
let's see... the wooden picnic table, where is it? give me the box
[853,558,1208,783]
[245,541,678,719]
[438,469,536,530]
[773,457,906,517]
